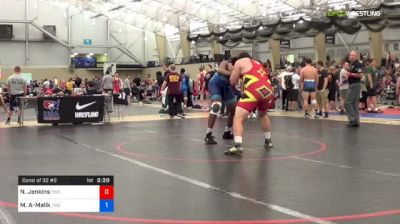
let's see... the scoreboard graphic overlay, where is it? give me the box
[18,176,114,213]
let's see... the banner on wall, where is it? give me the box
[280,40,290,49]
[325,34,335,44]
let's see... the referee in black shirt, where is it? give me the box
[345,50,364,127]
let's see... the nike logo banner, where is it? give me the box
[76,101,97,110]
[37,96,105,124]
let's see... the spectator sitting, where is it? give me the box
[73,83,86,96]
[51,83,65,97]
[131,82,144,105]
[66,78,75,95]
[86,80,99,95]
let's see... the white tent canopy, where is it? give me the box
[42,0,385,37]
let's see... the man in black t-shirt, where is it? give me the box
[316,61,329,118]
[345,50,364,127]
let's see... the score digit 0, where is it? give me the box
[100,186,114,200]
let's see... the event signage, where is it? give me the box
[83,39,92,45]
[280,40,290,49]
[37,96,105,124]
[18,175,114,213]
[325,34,335,44]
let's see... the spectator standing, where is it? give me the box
[288,67,300,111]
[327,66,339,112]
[123,75,131,104]
[359,68,368,111]
[188,77,197,107]
[316,61,329,118]
[5,66,27,125]
[155,71,164,100]
[366,59,379,112]
[162,63,170,77]
[102,72,113,94]
[113,73,122,94]
[133,74,141,87]
[345,50,364,127]
[197,67,206,100]
[93,76,101,92]
[180,68,190,108]
[339,62,350,115]
[277,67,290,111]
[161,64,184,118]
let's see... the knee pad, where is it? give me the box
[210,102,222,115]
[311,99,317,105]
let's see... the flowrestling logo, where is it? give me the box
[326,10,381,18]
[42,100,60,121]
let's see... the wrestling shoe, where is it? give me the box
[204,133,217,144]
[222,131,234,139]
[176,114,185,119]
[224,144,243,155]
[264,139,273,150]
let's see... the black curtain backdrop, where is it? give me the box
[187,3,400,47]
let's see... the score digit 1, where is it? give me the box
[99,186,114,212]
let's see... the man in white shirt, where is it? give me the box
[278,67,291,111]
[288,67,301,111]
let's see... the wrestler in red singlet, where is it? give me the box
[225,52,274,155]
[237,60,274,112]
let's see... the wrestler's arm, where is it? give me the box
[218,60,231,77]
[230,60,243,86]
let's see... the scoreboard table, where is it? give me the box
[18,176,114,213]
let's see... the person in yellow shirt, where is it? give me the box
[65,78,75,94]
